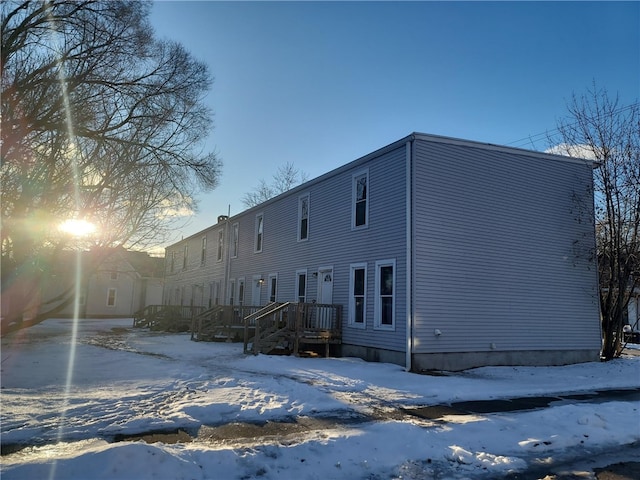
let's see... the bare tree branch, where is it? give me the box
[1,0,222,334]
[550,83,640,360]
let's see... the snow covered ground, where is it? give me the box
[1,317,639,480]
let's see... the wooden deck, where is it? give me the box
[134,302,342,357]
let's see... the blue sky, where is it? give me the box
[150,1,639,244]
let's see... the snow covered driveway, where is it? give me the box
[1,318,639,479]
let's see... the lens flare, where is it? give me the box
[58,218,96,237]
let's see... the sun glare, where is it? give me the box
[59,218,97,237]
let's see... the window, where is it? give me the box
[298,194,309,241]
[228,279,235,305]
[352,170,369,228]
[238,278,245,306]
[212,281,220,306]
[201,236,207,264]
[374,259,395,330]
[217,229,224,262]
[296,270,307,303]
[232,223,239,258]
[110,270,118,280]
[183,244,188,270]
[268,274,278,303]
[255,213,264,253]
[170,251,175,273]
[106,288,117,307]
[349,263,367,328]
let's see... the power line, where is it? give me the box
[506,102,639,150]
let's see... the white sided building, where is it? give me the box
[163,133,601,371]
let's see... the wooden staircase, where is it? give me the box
[191,305,262,342]
[244,302,342,357]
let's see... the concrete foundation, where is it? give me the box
[411,349,601,372]
[340,343,406,367]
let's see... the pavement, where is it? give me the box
[402,387,640,419]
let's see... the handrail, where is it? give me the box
[254,302,290,322]
[243,302,279,324]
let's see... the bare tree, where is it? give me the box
[550,85,639,360]
[242,162,309,208]
[1,1,222,335]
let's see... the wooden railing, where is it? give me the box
[245,302,342,356]
[133,305,205,332]
[136,302,342,357]
[192,305,262,342]
[242,302,285,353]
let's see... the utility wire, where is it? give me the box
[507,102,639,150]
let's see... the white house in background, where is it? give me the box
[163,132,601,371]
[42,248,164,319]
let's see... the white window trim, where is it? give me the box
[374,258,395,331]
[237,277,245,306]
[217,229,224,262]
[297,193,310,242]
[201,235,207,265]
[231,223,239,258]
[228,278,236,305]
[348,262,367,329]
[268,273,278,303]
[182,244,188,270]
[295,268,307,303]
[255,213,264,253]
[351,168,369,230]
[106,288,117,307]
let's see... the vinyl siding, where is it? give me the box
[228,145,408,352]
[165,143,409,353]
[411,139,601,354]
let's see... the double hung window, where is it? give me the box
[217,230,224,261]
[352,170,369,229]
[298,194,309,241]
[349,263,367,328]
[255,214,264,253]
[374,259,395,330]
[232,223,239,258]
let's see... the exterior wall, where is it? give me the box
[85,257,138,317]
[164,143,409,355]
[39,250,162,319]
[164,222,229,308]
[163,132,601,370]
[410,137,601,370]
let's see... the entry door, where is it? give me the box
[318,268,333,304]
[252,276,262,306]
[317,267,333,328]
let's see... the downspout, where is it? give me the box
[223,204,232,305]
[405,139,413,372]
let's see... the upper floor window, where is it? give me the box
[110,270,118,280]
[255,213,264,253]
[201,236,207,264]
[374,259,395,330]
[352,169,369,229]
[298,194,309,241]
[232,223,239,258]
[217,229,224,262]
[349,263,367,328]
[182,244,188,270]
[170,251,176,273]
